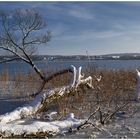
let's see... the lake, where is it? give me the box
[0,60,140,74]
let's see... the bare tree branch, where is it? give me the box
[0,57,20,64]
[103,101,129,124]
[0,9,51,83]
[0,46,29,63]
[31,68,73,97]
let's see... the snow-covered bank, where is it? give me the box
[0,114,86,138]
[0,66,93,138]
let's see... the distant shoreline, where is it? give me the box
[2,53,140,62]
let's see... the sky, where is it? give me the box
[1,1,140,55]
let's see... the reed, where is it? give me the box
[0,66,137,118]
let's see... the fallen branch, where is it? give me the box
[0,66,93,138]
[0,66,93,124]
[77,106,101,131]
[31,68,73,97]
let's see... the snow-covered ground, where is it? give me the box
[0,97,140,138]
[54,101,140,139]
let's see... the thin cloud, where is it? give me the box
[68,5,94,20]
[69,9,94,20]
[54,29,125,41]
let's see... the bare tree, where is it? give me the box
[0,9,51,82]
[0,9,73,95]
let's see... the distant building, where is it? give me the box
[112,56,120,59]
[43,57,47,60]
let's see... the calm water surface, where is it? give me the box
[0,60,140,74]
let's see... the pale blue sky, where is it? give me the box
[1,2,140,55]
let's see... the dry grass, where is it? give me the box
[49,66,137,118]
[0,70,41,97]
[0,66,137,119]
[45,66,137,118]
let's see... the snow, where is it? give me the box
[0,89,58,123]
[136,69,140,99]
[0,115,86,137]
[0,93,44,123]
[71,65,77,87]
[43,111,58,121]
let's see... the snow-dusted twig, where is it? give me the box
[102,102,129,124]
[77,107,102,132]
[75,66,93,89]
[94,75,102,82]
